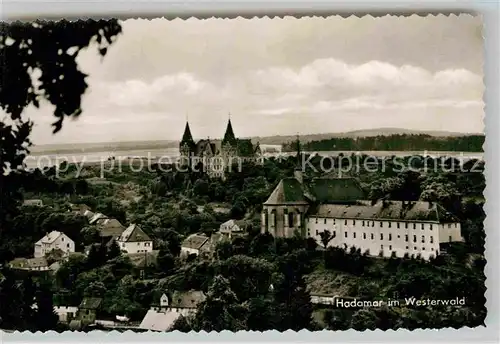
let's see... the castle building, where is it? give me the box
[179,116,263,179]
[261,138,463,260]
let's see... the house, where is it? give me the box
[117,224,153,254]
[54,306,79,323]
[9,257,50,271]
[219,219,244,238]
[261,138,463,261]
[95,218,126,239]
[34,231,75,258]
[139,290,205,332]
[22,199,44,207]
[68,203,91,216]
[180,234,210,256]
[88,212,108,225]
[77,297,102,325]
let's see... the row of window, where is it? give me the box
[311,217,459,229]
[381,245,436,252]
[313,230,435,244]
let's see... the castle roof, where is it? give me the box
[180,121,195,145]
[222,118,237,146]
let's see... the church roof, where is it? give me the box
[310,200,460,223]
[263,177,365,206]
[263,178,310,205]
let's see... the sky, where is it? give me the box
[23,15,483,145]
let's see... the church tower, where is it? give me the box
[179,121,196,164]
[293,134,303,184]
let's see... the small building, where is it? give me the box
[140,290,205,332]
[219,219,244,238]
[117,224,153,254]
[180,234,210,256]
[54,306,79,323]
[68,203,92,216]
[22,199,44,207]
[34,231,75,258]
[77,297,102,325]
[9,257,50,271]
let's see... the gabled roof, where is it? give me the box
[118,224,152,242]
[222,118,237,146]
[220,219,244,232]
[35,231,67,245]
[96,218,126,237]
[181,234,209,250]
[139,309,181,332]
[311,200,460,223]
[263,178,310,205]
[79,297,102,310]
[180,121,195,145]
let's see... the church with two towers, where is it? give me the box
[179,116,263,179]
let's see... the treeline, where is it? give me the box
[283,134,484,152]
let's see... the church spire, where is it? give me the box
[180,120,194,145]
[222,113,237,146]
[294,133,303,183]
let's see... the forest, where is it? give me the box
[282,134,484,152]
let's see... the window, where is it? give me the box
[344,232,348,238]
[324,219,327,224]
[389,233,392,241]
[67,243,69,248]
[430,236,434,243]
[421,224,424,230]
[388,222,392,228]
[380,222,383,227]
[333,231,336,238]
[315,218,318,224]
[289,213,295,227]
[449,235,452,242]
[389,245,392,250]
[333,219,336,225]
[406,246,409,249]
[353,220,356,225]
[413,235,417,243]
[413,223,416,229]
[362,221,365,226]
[372,221,375,227]
[371,233,374,240]
[405,223,408,229]
[381,245,384,250]
[430,224,433,230]
[397,222,400,229]
[414,246,417,250]
[455,224,458,228]
[315,230,318,236]
[363,233,366,239]
[345,220,347,225]
[62,237,64,242]
[421,235,425,243]
[422,247,426,251]
[380,233,384,240]
[353,232,356,238]
[405,234,408,242]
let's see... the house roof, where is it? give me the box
[10,257,49,269]
[139,309,181,332]
[79,297,102,310]
[35,231,67,245]
[118,224,152,242]
[22,199,43,206]
[97,218,126,237]
[170,290,206,308]
[311,200,460,223]
[181,234,209,250]
[264,177,365,206]
[220,219,244,232]
[89,213,108,225]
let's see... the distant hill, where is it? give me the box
[252,128,483,145]
[31,128,483,154]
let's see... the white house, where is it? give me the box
[54,306,79,323]
[116,224,153,254]
[219,219,244,238]
[34,231,75,258]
